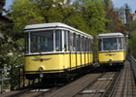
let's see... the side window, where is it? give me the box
[77,35,80,51]
[123,37,126,50]
[85,37,88,51]
[76,34,80,51]
[99,39,102,51]
[90,39,92,51]
[68,31,70,51]
[64,30,68,51]
[118,37,123,50]
[81,36,84,51]
[88,39,90,52]
[89,38,91,51]
[82,37,84,51]
[80,36,82,51]
[55,30,62,51]
[85,38,88,51]
[80,35,82,51]
[69,32,73,51]
[25,33,29,53]
[86,38,88,51]
[73,33,76,51]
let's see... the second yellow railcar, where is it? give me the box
[98,33,126,66]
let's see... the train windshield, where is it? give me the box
[103,38,117,50]
[25,30,62,53]
[30,31,54,53]
[100,37,123,51]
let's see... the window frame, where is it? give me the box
[25,30,64,55]
[99,37,125,52]
[25,28,93,55]
[55,30,63,52]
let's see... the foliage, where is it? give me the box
[103,0,125,32]
[128,20,136,33]
[11,0,44,33]
[129,32,136,57]
[81,0,107,34]
[10,0,107,35]
[124,4,136,57]
[128,20,136,57]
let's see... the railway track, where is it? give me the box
[0,72,102,97]
[1,61,136,97]
[0,72,121,97]
[46,73,102,97]
[103,61,136,97]
[74,72,117,97]
[0,81,63,97]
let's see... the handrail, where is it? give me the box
[128,55,136,84]
[0,68,11,94]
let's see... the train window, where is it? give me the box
[80,36,83,51]
[122,38,126,50]
[76,34,79,51]
[76,35,80,51]
[64,30,68,51]
[102,38,118,51]
[82,37,84,51]
[118,38,123,50]
[69,32,74,51]
[87,38,90,51]
[86,38,88,51]
[78,35,81,51]
[89,39,91,51]
[80,36,82,51]
[83,37,85,51]
[73,33,76,51]
[84,38,86,51]
[68,31,70,51]
[85,38,88,51]
[55,30,62,51]
[25,33,29,53]
[30,30,53,53]
[99,39,102,51]
[83,37,86,51]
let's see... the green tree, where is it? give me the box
[11,0,107,35]
[78,0,107,35]
[128,20,136,57]
[11,0,44,33]
[103,0,125,32]
[129,31,136,57]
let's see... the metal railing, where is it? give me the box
[0,68,11,93]
[128,55,136,84]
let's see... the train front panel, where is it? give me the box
[98,51,126,64]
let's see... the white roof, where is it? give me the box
[98,32,124,37]
[25,22,68,29]
[24,22,93,38]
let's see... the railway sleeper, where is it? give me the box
[81,89,105,94]
[98,77,113,81]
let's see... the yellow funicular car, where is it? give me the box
[98,32,126,66]
[24,22,93,79]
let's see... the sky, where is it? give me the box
[4,0,14,10]
[112,0,136,12]
[4,0,136,13]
